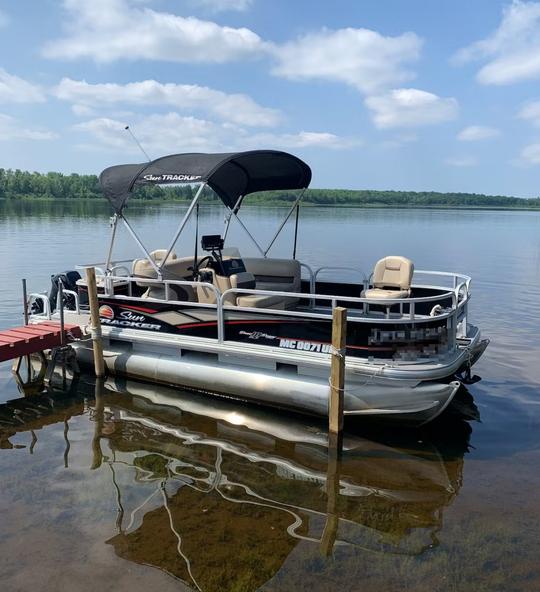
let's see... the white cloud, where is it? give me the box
[54,78,281,127]
[0,114,57,141]
[74,114,233,153]
[270,28,457,132]
[271,27,422,94]
[519,142,540,164]
[43,0,264,63]
[445,156,478,167]
[517,100,540,125]
[71,103,97,117]
[365,88,458,129]
[251,130,359,150]
[73,112,357,154]
[453,1,540,85]
[0,69,46,103]
[457,125,501,141]
[191,0,254,12]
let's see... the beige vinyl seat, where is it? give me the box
[197,267,289,308]
[132,250,203,301]
[197,248,300,310]
[361,256,414,300]
[243,257,301,294]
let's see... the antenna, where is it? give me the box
[124,125,152,162]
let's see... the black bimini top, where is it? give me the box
[99,150,312,213]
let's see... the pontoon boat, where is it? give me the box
[28,150,488,424]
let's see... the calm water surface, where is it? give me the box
[1,200,539,592]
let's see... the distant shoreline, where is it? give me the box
[1,168,539,209]
[1,196,540,211]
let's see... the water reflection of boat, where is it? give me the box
[0,379,476,591]
[96,380,474,590]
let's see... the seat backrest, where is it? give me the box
[372,256,414,290]
[150,249,176,264]
[133,254,206,302]
[243,258,301,293]
[196,268,255,305]
[133,255,205,282]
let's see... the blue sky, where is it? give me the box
[1,0,540,196]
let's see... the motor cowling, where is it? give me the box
[48,270,82,312]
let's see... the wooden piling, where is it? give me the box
[321,306,347,556]
[58,283,65,347]
[85,267,105,378]
[329,306,347,442]
[22,278,29,325]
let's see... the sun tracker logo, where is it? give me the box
[99,305,114,320]
[143,174,202,182]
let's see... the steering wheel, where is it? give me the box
[191,255,214,280]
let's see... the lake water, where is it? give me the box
[1,200,539,592]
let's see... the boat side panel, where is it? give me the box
[96,296,451,361]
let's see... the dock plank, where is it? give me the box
[0,322,82,363]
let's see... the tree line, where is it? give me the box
[1,168,539,208]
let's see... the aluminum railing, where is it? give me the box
[100,271,466,342]
[29,267,469,349]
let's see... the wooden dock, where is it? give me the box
[0,321,82,363]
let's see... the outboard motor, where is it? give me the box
[48,270,82,312]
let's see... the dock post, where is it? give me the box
[58,282,65,347]
[22,279,29,325]
[13,279,31,377]
[320,306,347,557]
[85,267,105,378]
[329,306,347,451]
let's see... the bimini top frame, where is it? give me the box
[99,150,312,275]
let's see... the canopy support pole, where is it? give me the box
[292,202,300,259]
[193,202,200,279]
[159,183,206,272]
[223,194,244,241]
[230,211,266,257]
[121,215,161,275]
[105,214,118,273]
[264,188,306,257]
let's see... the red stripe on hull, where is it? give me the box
[117,304,159,314]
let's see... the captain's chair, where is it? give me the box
[132,250,200,301]
[362,256,414,299]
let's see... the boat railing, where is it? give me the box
[312,267,369,296]
[313,266,368,284]
[99,272,467,342]
[30,269,469,346]
[220,286,460,322]
[28,293,52,319]
[58,289,81,315]
[413,269,471,293]
[300,262,315,293]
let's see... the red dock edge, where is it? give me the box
[0,322,82,363]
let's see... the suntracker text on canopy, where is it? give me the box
[99,150,312,213]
